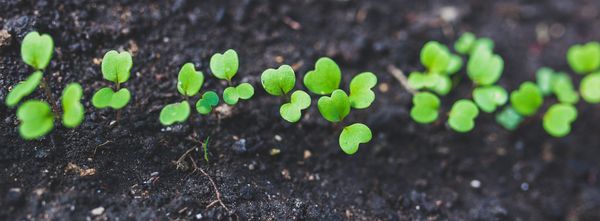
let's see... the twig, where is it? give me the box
[387,64,417,95]
[188,155,230,212]
[93,140,113,156]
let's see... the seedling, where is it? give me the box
[348,72,377,109]
[448,99,479,133]
[339,123,372,155]
[196,91,220,115]
[279,90,311,123]
[495,106,523,131]
[6,71,42,107]
[580,72,600,103]
[472,86,507,113]
[317,89,351,122]
[261,64,311,122]
[92,50,133,122]
[567,42,600,74]
[536,67,555,96]
[410,92,440,124]
[61,83,85,128]
[543,103,577,137]
[454,32,494,55]
[17,100,54,139]
[408,41,462,95]
[303,57,341,95]
[551,73,579,104]
[210,49,254,105]
[467,47,503,86]
[407,71,452,95]
[510,82,543,116]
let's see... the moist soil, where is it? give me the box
[1,0,600,220]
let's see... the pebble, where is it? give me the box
[91,206,105,216]
[470,180,481,189]
[232,139,247,154]
[6,188,23,204]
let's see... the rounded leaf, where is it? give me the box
[6,71,43,107]
[543,104,577,137]
[159,101,191,126]
[580,72,600,104]
[210,49,239,81]
[317,89,350,122]
[551,73,579,104]
[510,82,543,116]
[223,86,239,105]
[261,65,296,96]
[196,91,220,115]
[339,123,372,155]
[472,86,507,113]
[236,83,254,99]
[410,92,440,124]
[448,99,479,133]
[61,83,84,128]
[101,50,133,83]
[349,72,377,109]
[536,67,555,96]
[454,32,476,54]
[279,90,311,123]
[17,100,54,140]
[420,41,451,73]
[92,87,131,109]
[567,42,600,74]
[495,106,523,131]
[21,32,54,70]
[467,49,504,86]
[303,57,341,95]
[177,63,204,97]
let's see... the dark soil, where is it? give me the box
[2,0,600,220]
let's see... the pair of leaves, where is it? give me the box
[177,63,204,97]
[535,67,579,104]
[448,99,479,133]
[6,71,42,107]
[102,50,132,84]
[420,41,462,75]
[21,32,54,70]
[410,92,440,124]
[92,88,131,109]
[317,89,350,123]
[223,83,254,105]
[339,123,372,155]
[261,65,296,96]
[495,106,523,131]
[303,57,341,95]
[210,49,239,82]
[280,91,311,123]
[17,100,54,140]
[510,82,543,116]
[160,91,220,126]
[580,72,600,104]
[467,48,504,86]
[543,104,577,137]
[349,72,377,109]
[567,42,600,74]
[196,91,220,115]
[407,72,452,95]
[61,83,84,128]
[473,86,507,113]
[454,32,494,55]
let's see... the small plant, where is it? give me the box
[567,42,600,74]
[495,106,523,131]
[580,72,600,103]
[467,47,503,86]
[448,99,479,133]
[260,64,311,122]
[407,41,462,95]
[61,83,84,128]
[472,86,507,113]
[410,92,440,124]
[92,50,133,122]
[543,103,577,137]
[510,82,543,116]
[303,57,342,95]
[454,32,494,55]
[210,49,254,105]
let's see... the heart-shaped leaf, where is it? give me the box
[101,50,132,83]
[339,123,372,155]
[510,82,543,116]
[420,41,451,74]
[454,32,476,55]
[317,89,350,122]
[92,87,131,109]
[473,86,507,113]
[261,65,295,96]
[467,48,503,86]
[177,63,204,97]
[551,73,579,104]
[303,57,341,95]
[223,83,254,105]
[349,72,377,109]
[543,103,577,137]
[496,106,523,131]
[410,92,440,124]
[17,100,54,140]
[567,42,600,74]
[61,83,84,128]
[448,99,479,133]
[210,49,239,81]
[580,72,600,104]
[280,90,311,123]
[446,54,463,75]
[196,91,220,115]
[21,31,54,70]
[6,71,42,107]
[159,101,191,126]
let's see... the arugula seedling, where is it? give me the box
[551,73,579,104]
[21,31,54,70]
[448,99,479,133]
[339,123,372,155]
[454,32,494,55]
[223,83,254,105]
[408,41,462,96]
[17,100,54,140]
[61,83,84,128]
[196,91,220,115]
[210,49,254,105]
[280,90,311,123]
[495,106,523,131]
[261,64,312,122]
[567,42,600,74]
[407,72,452,95]
[467,48,503,86]
[160,101,191,125]
[317,89,351,122]
[473,86,507,113]
[580,72,600,103]
[6,71,42,107]
[303,57,341,95]
[92,50,133,122]
[510,82,543,116]
[536,67,555,96]
[543,103,577,137]
[410,92,440,124]
[160,63,206,125]
[349,72,377,109]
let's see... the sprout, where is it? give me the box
[551,73,579,104]
[495,106,523,131]
[92,50,132,118]
[543,103,577,137]
[567,42,600,74]
[580,72,600,103]
[510,82,543,116]
[160,101,191,125]
[177,63,204,97]
[61,83,84,128]
[472,86,507,113]
[160,63,210,126]
[5,71,42,107]
[454,32,494,55]
[210,49,254,105]
[196,91,220,115]
[339,123,372,155]
[467,48,503,86]
[280,90,311,123]
[92,88,131,109]
[261,65,295,96]
[410,92,440,124]
[21,32,54,70]
[408,41,462,96]
[448,99,479,133]
[223,83,254,105]
[348,72,377,109]
[303,57,341,95]
[421,41,452,74]
[17,100,54,140]
[317,89,350,123]
[407,72,452,95]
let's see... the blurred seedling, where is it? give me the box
[410,92,440,124]
[543,103,577,137]
[210,49,254,105]
[448,99,479,133]
[92,50,133,123]
[566,42,600,104]
[408,41,462,95]
[510,82,544,117]
[454,32,495,56]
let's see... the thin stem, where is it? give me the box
[115,82,122,124]
[387,65,417,96]
[41,75,60,119]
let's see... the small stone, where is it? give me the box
[0,30,11,47]
[274,134,282,141]
[470,180,481,189]
[195,213,203,219]
[303,150,312,159]
[6,188,23,204]
[269,148,281,156]
[232,139,247,154]
[91,206,105,216]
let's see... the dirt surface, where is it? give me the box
[2,0,600,220]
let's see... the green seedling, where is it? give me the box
[467,48,503,86]
[92,88,131,109]
[407,72,452,95]
[420,41,462,75]
[280,90,311,123]
[317,89,350,123]
[261,64,311,122]
[567,42,600,74]
[473,86,507,113]
[17,100,54,140]
[21,31,54,70]
[495,106,523,131]
[536,67,555,96]
[92,50,132,122]
[160,63,209,125]
[339,123,372,155]
[543,103,577,137]
[348,72,377,109]
[210,49,255,105]
[410,92,440,124]
[454,32,494,55]
[303,57,341,95]
[448,99,479,133]
[196,91,220,115]
[223,83,254,105]
[551,73,579,104]
[580,72,600,103]
[160,101,191,125]
[6,71,42,107]
[61,83,84,128]
[510,82,543,116]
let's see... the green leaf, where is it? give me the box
[92,87,131,109]
[280,90,311,123]
[551,73,579,104]
[446,54,463,75]
[510,82,543,116]
[467,48,503,86]
[261,64,295,96]
[567,42,600,74]
[303,57,341,95]
[536,67,555,96]
[6,71,43,107]
[222,83,254,105]
[471,38,494,55]
[454,32,476,54]
[410,92,440,124]
[420,41,451,73]
[101,50,133,83]
[496,106,523,131]
[177,63,204,97]
[61,83,84,128]
[17,100,54,140]
[159,101,191,126]
[407,72,451,95]
[543,103,577,137]
[448,99,479,133]
[210,49,239,81]
[317,89,350,122]
[580,72,600,103]
[472,86,508,113]
[196,91,220,115]
[349,72,377,109]
[430,74,452,95]
[21,31,54,70]
[223,87,238,105]
[339,123,372,155]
